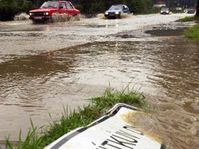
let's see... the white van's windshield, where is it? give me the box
[109,5,122,10]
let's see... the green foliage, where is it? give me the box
[178,16,195,22]
[91,89,146,112]
[196,0,199,16]
[0,0,18,20]
[16,0,32,12]
[0,0,32,21]
[185,25,199,42]
[75,0,154,14]
[178,16,199,22]
[0,0,155,20]
[6,89,146,149]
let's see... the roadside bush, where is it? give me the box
[178,16,196,22]
[185,25,199,42]
[16,0,32,13]
[74,0,154,15]
[126,0,154,14]
[0,0,18,21]
[0,0,32,21]
[0,0,155,21]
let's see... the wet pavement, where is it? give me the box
[0,14,198,149]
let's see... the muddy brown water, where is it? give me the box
[0,37,199,149]
[0,27,199,148]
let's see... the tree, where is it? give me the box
[0,0,32,21]
[196,0,199,16]
[0,0,18,20]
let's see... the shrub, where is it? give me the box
[0,0,18,21]
[74,0,154,15]
[127,0,154,14]
[0,0,155,21]
[185,25,199,42]
[0,0,32,21]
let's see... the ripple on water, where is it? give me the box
[0,39,198,147]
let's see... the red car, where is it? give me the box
[29,1,80,23]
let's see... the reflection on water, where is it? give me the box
[0,38,198,148]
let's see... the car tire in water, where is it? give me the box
[73,14,80,21]
[117,14,121,19]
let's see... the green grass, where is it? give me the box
[178,16,199,22]
[178,16,195,22]
[6,89,146,149]
[185,25,199,42]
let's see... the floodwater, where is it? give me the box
[0,14,198,149]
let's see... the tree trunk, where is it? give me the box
[196,0,199,16]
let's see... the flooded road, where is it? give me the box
[0,14,198,149]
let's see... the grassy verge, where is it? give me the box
[6,89,146,149]
[178,16,199,22]
[185,25,199,42]
[178,16,195,22]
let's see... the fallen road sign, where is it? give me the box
[45,103,165,149]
